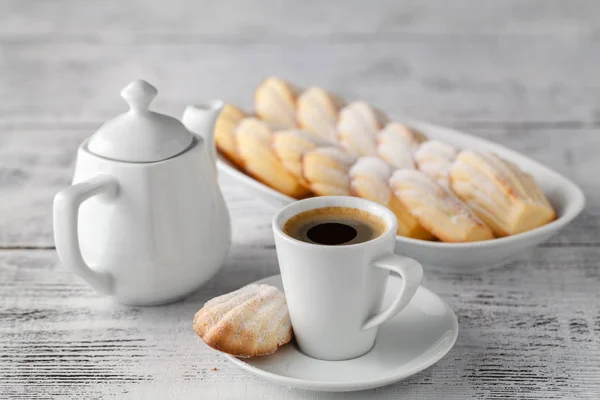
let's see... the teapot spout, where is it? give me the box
[182,100,224,167]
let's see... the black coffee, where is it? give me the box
[307,222,358,245]
[283,207,386,246]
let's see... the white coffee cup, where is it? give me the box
[273,196,424,361]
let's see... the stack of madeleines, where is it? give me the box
[215,77,556,243]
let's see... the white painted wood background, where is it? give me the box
[1,1,599,398]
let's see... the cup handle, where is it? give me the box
[362,253,424,331]
[53,175,118,294]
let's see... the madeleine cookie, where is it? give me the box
[376,123,427,169]
[302,147,357,196]
[193,284,293,358]
[235,118,310,198]
[450,150,556,237]
[214,104,247,168]
[254,77,300,130]
[350,157,434,240]
[272,130,330,187]
[390,169,494,242]
[337,101,388,156]
[414,140,458,186]
[296,87,344,144]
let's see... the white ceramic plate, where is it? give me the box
[223,274,458,392]
[218,118,585,271]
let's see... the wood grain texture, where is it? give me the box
[2,0,600,40]
[1,248,599,399]
[1,0,600,398]
[2,39,600,125]
[1,1,600,125]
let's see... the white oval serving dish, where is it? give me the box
[217,118,585,271]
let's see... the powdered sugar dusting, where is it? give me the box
[415,140,458,185]
[450,149,555,235]
[376,123,420,169]
[416,140,457,161]
[390,169,440,194]
[276,129,330,146]
[194,284,292,358]
[337,101,386,156]
[255,78,297,130]
[451,158,509,211]
[302,147,355,195]
[312,147,357,166]
[390,169,492,241]
[350,157,392,205]
[350,157,392,181]
[235,117,273,143]
[296,87,341,144]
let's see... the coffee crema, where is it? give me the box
[283,207,387,246]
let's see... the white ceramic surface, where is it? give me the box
[88,80,195,163]
[223,274,459,392]
[53,82,231,305]
[273,196,423,360]
[218,118,586,271]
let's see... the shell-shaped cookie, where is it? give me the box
[254,77,300,130]
[390,169,494,242]
[337,101,388,156]
[350,157,394,205]
[376,123,427,169]
[302,147,357,196]
[350,157,434,240]
[272,130,330,187]
[214,104,247,168]
[296,87,345,144]
[235,118,311,198]
[193,284,293,358]
[450,150,556,237]
[414,140,458,186]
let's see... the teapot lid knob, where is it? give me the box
[121,79,158,113]
[87,79,194,162]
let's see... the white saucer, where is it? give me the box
[222,274,459,392]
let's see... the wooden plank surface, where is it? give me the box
[2,39,600,125]
[1,0,599,398]
[1,247,599,399]
[2,0,600,39]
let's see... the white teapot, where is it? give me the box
[53,80,231,305]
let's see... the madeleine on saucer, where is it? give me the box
[194,284,293,358]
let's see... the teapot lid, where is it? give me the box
[87,80,194,162]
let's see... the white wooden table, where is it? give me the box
[1,1,599,398]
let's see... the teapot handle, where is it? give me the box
[53,175,118,294]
